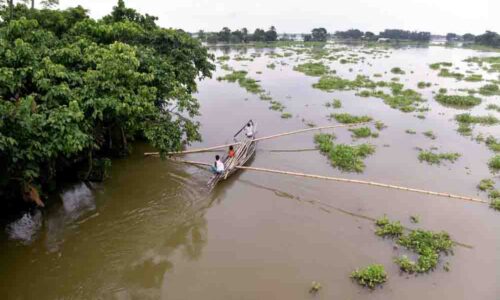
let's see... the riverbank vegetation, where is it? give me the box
[0,1,215,207]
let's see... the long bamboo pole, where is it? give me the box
[166,159,486,204]
[144,122,368,157]
[236,166,487,204]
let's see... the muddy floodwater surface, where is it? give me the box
[1,43,500,299]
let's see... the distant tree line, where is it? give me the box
[445,31,500,48]
[199,26,278,44]
[333,29,431,42]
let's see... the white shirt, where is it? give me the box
[216,160,225,172]
[245,125,253,137]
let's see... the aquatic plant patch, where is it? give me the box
[375,216,403,237]
[349,127,377,139]
[217,70,264,94]
[390,67,405,75]
[280,112,292,119]
[485,136,500,152]
[435,94,481,108]
[455,113,499,125]
[488,155,500,172]
[464,74,483,82]
[486,104,500,112]
[429,62,452,70]
[314,134,375,172]
[418,150,461,165]
[438,68,464,80]
[293,62,330,76]
[350,264,387,289]
[478,84,500,96]
[423,131,436,140]
[417,81,432,89]
[477,178,495,191]
[330,113,372,124]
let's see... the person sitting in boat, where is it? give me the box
[245,122,254,138]
[211,155,225,174]
[228,145,235,158]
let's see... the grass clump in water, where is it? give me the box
[330,113,372,124]
[423,131,436,140]
[325,99,342,108]
[418,150,460,165]
[375,121,386,130]
[349,127,376,139]
[405,129,416,134]
[266,63,276,69]
[390,67,405,75]
[280,112,292,119]
[485,136,500,152]
[314,134,375,172]
[464,74,483,82]
[375,216,403,237]
[491,199,500,211]
[429,62,452,70]
[477,178,495,191]
[486,104,500,112]
[488,155,500,172]
[438,68,464,80]
[217,70,263,94]
[350,264,387,289]
[417,81,431,89]
[455,113,499,125]
[293,62,329,76]
[478,84,500,96]
[269,100,285,112]
[435,94,481,108]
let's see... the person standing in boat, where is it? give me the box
[245,122,254,138]
[211,155,225,174]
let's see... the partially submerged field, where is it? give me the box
[2,42,499,299]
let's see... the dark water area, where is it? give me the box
[1,43,499,299]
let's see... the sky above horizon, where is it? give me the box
[59,0,499,35]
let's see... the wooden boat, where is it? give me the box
[207,120,257,190]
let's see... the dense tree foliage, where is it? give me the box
[446,33,459,41]
[379,29,431,42]
[202,26,278,44]
[0,0,214,206]
[335,29,363,40]
[474,31,500,48]
[462,33,475,42]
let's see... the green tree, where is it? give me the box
[311,27,328,41]
[265,25,277,42]
[0,1,214,206]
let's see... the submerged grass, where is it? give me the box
[435,94,481,108]
[314,134,375,172]
[351,264,387,289]
[418,150,461,165]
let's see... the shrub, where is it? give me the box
[351,264,387,289]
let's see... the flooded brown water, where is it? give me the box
[1,44,499,299]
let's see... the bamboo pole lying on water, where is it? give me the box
[236,166,487,204]
[166,158,487,204]
[144,122,369,157]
